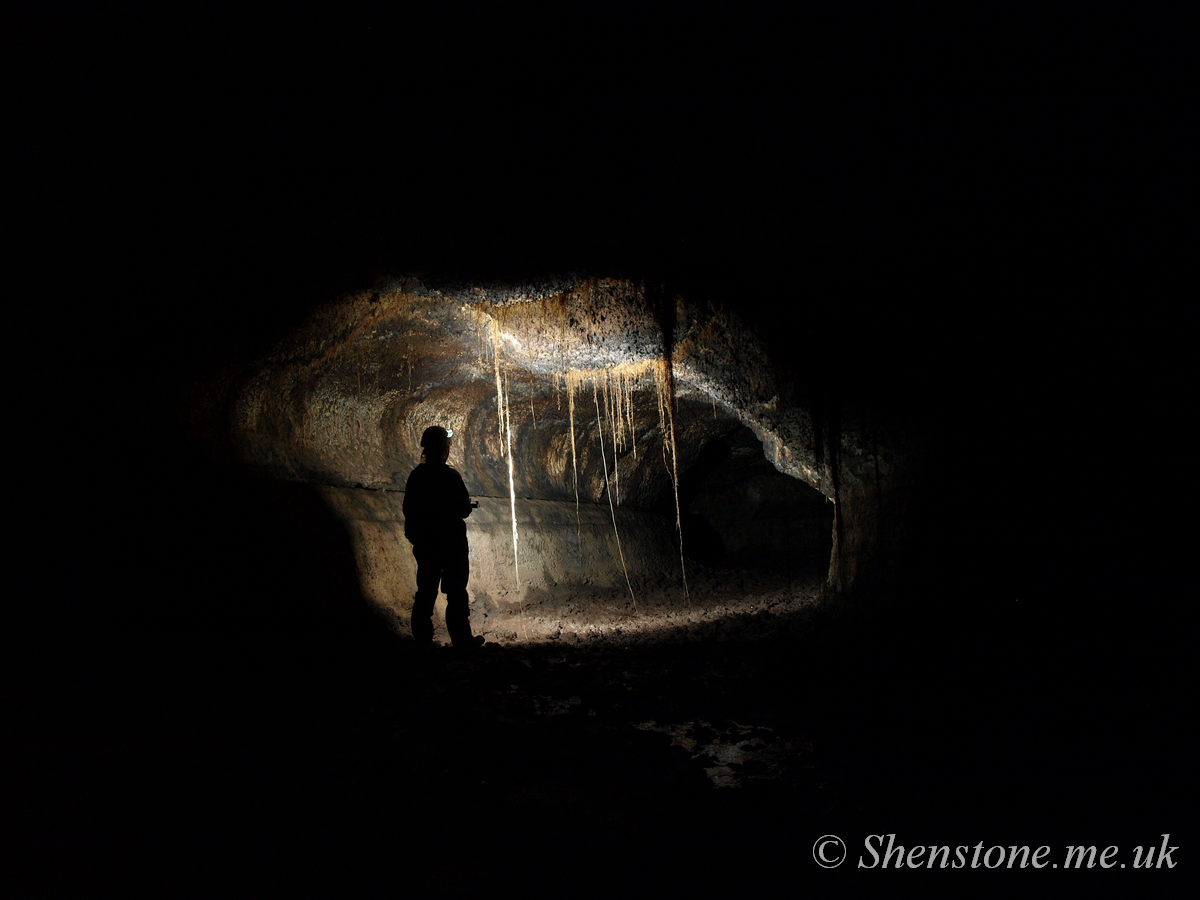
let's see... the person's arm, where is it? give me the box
[456,472,473,518]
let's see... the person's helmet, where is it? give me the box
[420,426,452,449]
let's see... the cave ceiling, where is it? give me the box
[215,276,832,513]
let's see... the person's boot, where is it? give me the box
[453,635,486,654]
[445,591,478,651]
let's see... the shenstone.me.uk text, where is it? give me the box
[854,834,1178,869]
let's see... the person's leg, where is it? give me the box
[442,543,474,648]
[411,544,440,644]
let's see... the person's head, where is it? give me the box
[420,426,452,463]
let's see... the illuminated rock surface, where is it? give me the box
[191,276,910,639]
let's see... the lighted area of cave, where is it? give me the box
[214,280,851,649]
[448,423,835,647]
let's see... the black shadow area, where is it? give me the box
[6,454,420,893]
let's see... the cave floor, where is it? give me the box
[10,569,1183,895]
[463,565,826,648]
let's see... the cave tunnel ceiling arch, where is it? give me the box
[213,276,909,622]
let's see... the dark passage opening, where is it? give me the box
[668,426,834,576]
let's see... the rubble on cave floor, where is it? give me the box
[370,570,840,815]
[453,567,828,648]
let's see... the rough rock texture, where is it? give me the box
[318,487,683,641]
[192,275,915,630]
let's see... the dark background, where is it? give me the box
[13,4,1168,611]
[7,5,1183,889]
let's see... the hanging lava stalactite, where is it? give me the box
[487,317,522,593]
[652,358,690,602]
[478,295,691,611]
[593,376,637,609]
[562,362,690,604]
[565,370,582,557]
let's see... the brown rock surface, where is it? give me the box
[187,276,917,638]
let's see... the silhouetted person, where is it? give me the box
[402,426,481,651]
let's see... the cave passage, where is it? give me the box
[450,422,835,647]
[670,425,834,577]
[204,282,856,648]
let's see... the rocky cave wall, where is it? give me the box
[192,276,913,629]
